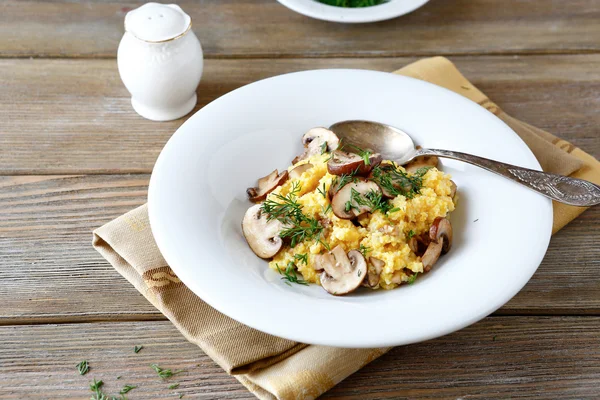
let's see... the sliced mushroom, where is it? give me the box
[316,246,367,295]
[327,150,382,176]
[404,147,439,174]
[292,127,340,164]
[449,180,457,200]
[420,217,453,272]
[407,233,431,257]
[246,169,289,202]
[331,178,382,219]
[362,257,384,288]
[242,204,284,259]
[289,163,313,180]
[430,217,453,254]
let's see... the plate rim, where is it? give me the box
[148,69,553,348]
[275,0,430,23]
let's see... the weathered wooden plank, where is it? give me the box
[1,317,599,398]
[1,55,599,175]
[0,174,598,324]
[1,0,599,58]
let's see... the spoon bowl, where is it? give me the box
[330,120,600,207]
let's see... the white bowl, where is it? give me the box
[276,0,430,23]
[148,69,552,348]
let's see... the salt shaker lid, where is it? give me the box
[124,3,191,43]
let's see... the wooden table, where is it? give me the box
[1,1,599,398]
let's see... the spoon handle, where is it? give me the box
[419,148,600,207]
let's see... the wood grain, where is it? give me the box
[1,0,599,58]
[1,317,599,398]
[0,174,598,324]
[1,55,599,175]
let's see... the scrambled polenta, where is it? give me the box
[267,153,455,290]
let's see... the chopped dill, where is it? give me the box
[407,230,416,239]
[359,244,371,257]
[388,207,401,214]
[261,182,324,247]
[76,360,89,375]
[320,142,328,154]
[119,385,137,395]
[317,182,327,198]
[370,164,430,199]
[294,253,309,265]
[346,143,373,166]
[276,262,309,286]
[347,188,393,215]
[321,203,332,215]
[133,345,143,353]
[151,364,184,380]
[407,272,419,285]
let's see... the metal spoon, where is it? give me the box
[329,120,600,207]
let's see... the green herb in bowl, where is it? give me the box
[316,0,388,7]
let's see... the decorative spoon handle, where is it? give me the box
[417,148,600,207]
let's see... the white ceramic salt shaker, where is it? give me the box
[117,3,203,121]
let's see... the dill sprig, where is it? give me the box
[151,364,184,380]
[90,379,107,400]
[317,0,387,7]
[330,167,360,194]
[370,164,430,199]
[407,230,416,239]
[294,253,309,265]
[77,360,89,375]
[261,182,324,247]
[133,345,143,353]
[316,182,327,198]
[359,244,371,257]
[346,143,373,166]
[119,385,137,395]
[407,272,419,285]
[346,188,393,215]
[276,262,309,286]
[169,383,180,390]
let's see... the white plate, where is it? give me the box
[276,0,429,23]
[148,70,552,348]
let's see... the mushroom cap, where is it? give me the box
[241,204,284,259]
[317,246,367,295]
[292,127,340,164]
[289,163,313,180]
[362,256,384,288]
[327,151,382,176]
[331,178,381,219]
[429,217,453,254]
[420,217,453,272]
[421,240,443,272]
[449,180,457,200]
[246,169,289,203]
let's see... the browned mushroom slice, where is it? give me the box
[420,217,453,272]
[246,169,289,203]
[407,233,431,257]
[362,257,384,288]
[316,246,367,295]
[449,180,457,200]
[331,178,381,219]
[429,217,453,254]
[289,163,313,180]
[327,151,382,176]
[241,204,284,259]
[404,146,439,174]
[292,127,340,164]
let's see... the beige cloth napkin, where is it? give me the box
[93,57,600,400]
